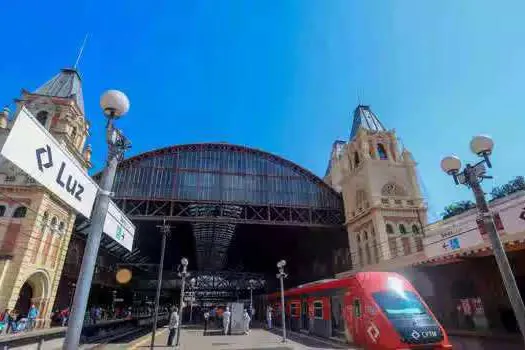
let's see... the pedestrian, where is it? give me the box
[243,309,251,335]
[0,309,10,334]
[266,306,272,329]
[203,310,210,336]
[222,307,231,335]
[27,304,39,331]
[167,306,179,346]
[60,307,70,327]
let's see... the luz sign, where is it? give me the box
[0,107,98,217]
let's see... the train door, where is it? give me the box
[331,294,345,339]
[301,300,309,330]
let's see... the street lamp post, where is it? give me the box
[276,260,287,343]
[150,220,170,349]
[63,90,131,350]
[175,258,189,348]
[441,135,525,344]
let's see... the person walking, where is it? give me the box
[222,307,231,335]
[243,309,251,335]
[167,306,179,346]
[27,304,39,331]
[203,310,210,336]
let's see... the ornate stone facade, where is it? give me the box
[325,105,427,273]
[0,68,91,327]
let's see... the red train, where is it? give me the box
[266,271,452,349]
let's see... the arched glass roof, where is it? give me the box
[111,143,342,210]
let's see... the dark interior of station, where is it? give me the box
[122,218,347,304]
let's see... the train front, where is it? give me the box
[357,272,452,349]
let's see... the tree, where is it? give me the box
[490,176,525,201]
[441,200,476,220]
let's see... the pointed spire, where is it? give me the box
[34,68,85,114]
[349,105,387,140]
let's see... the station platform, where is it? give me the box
[126,327,351,350]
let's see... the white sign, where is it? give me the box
[103,200,135,251]
[1,107,98,217]
[424,217,484,259]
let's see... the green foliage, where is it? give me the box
[441,176,525,220]
[441,200,476,220]
[490,176,525,201]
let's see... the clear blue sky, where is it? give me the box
[1,0,524,221]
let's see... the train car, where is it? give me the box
[266,271,452,349]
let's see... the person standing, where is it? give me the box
[222,307,231,335]
[203,310,210,336]
[167,306,179,346]
[27,304,39,331]
[242,309,251,335]
[266,306,272,329]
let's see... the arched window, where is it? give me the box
[13,206,27,218]
[386,224,394,235]
[371,228,376,237]
[58,221,65,233]
[71,126,77,143]
[357,233,361,243]
[354,152,360,167]
[412,224,420,234]
[51,217,58,231]
[377,143,388,160]
[36,111,48,127]
[364,231,368,241]
[399,224,407,234]
[41,211,49,230]
[0,205,6,217]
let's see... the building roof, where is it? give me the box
[349,105,387,140]
[34,68,84,114]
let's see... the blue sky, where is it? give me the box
[1,0,524,221]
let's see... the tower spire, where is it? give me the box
[73,33,89,70]
[349,105,387,140]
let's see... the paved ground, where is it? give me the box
[126,327,354,350]
[4,327,524,349]
[449,335,523,350]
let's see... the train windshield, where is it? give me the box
[372,290,427,317]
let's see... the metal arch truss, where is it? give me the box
[190,204,242,270]
[113,199,344,228]
[185,271,266,304]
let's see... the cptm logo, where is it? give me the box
[36,144,85,201]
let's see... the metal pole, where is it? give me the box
[190,300,193,324]
[469,175,525,342]
[176,263,187,347]
[250,288,253,316]
[150,230,167,349]
[63,138,119,350]
[279,275,286,342]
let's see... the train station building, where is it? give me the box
[1,65,524,340]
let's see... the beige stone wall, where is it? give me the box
[327,126,427,274]
[0,186,76,326]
